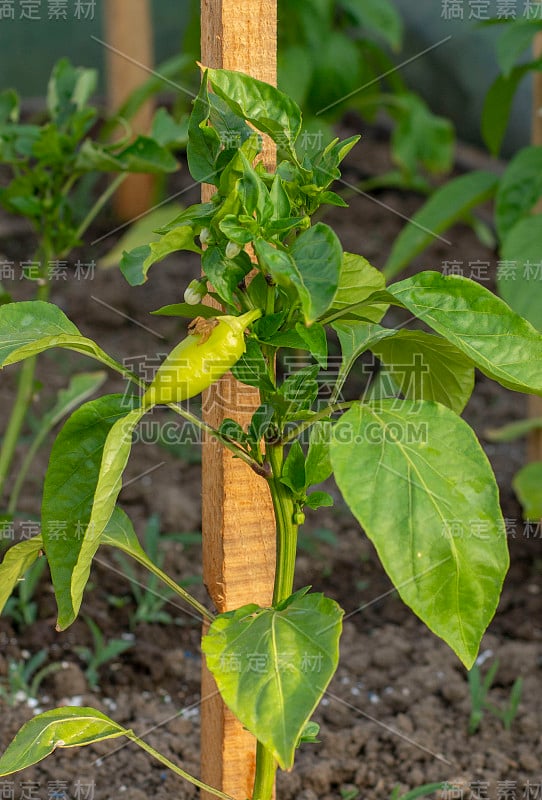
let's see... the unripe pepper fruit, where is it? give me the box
[142,308,262,408]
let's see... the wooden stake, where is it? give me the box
[200,2,277,798]
[528,31,542,462]
[104,0,155,221]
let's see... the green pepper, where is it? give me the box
[142,308,262,408]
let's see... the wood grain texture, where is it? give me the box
[104,0,155,220]
[200,2,277,799]
[529,31,542,463]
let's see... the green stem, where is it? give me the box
[7,412,50,515]
[251,742,276,800]
[0,278,50,504]
[251,443,298,799]
[128,549,214,623]
[167,402,268,477]
[126,732,234,800]
[267,444,298,606]
[74,173,127,242]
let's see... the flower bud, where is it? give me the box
[184,279,207,305]
[199,227,211,245]
[225,241,242,259]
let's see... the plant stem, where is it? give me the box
[167,402,268,476]
[74,173,127,242]
[126,732,235,800]
[0,279,50,503]
[251,443,299,799]
[251,741,277,800]
[267,444,298,606]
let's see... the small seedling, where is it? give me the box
[468,659,523,734]
[389,784,447,800]
[74,616,133,691]
[0,650,63,707]
[3,556,46,629]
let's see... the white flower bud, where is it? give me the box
[199,227,211,245]
[184,279,206,305]
[225,241,242,259]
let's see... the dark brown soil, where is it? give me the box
[0,128,541,800]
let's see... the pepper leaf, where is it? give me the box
[70,407,146,618]
[371,330,475,414]
[388,271,542,395]
[121,227,202,286]
[0,536,43,616]
[331,400,509,668]
[206,67,302,153]
[0,708,127,776]
[202,591,343,770]
[42,395,140,630]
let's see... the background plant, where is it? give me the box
[0,68,541,799]
[0,58,180,508]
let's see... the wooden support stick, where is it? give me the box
[104,0,155,221]
[528,30,542,463]
[200,2,277,798]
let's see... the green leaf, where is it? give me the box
[371,331,475,414]
[207,67,302,152]
[0,707,127,776]
[305,421,333,486]
[485,417,542,443]
[151,107,188,147]
[513,462,542,522]
[496,20,542,77]
[330,401,509,668]
[46,59,97,124]
[383,172,499,279]
[340,0,403,50]
[280,365,320,414]
[331,321,396,402]
[0,89,19,124]
[482,61,542,156]
[295,322,328,368]
[0,301,78,364]
[70,407,146,618]
[499,216,542,330]
[391,93,454,177]
[0,302,126,376]
[202,245,251,306]
[305,491,333,509]
[152,303,224,320]
[231,338,274,391]
[187,72,222,184]
[288,223,342,324]
[0,537,43,616]
[388,271,542,395]
[495,147,542,240]
[98,204,184,269]
[121,227,201,285]
[42,395,140,630]
[202,591,343,769]
[323,252,387,323]
[281,440,306,493]
[117,136,178,173]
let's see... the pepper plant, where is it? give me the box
[0,58,180,507]
[1,68,542,799]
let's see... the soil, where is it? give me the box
[0,124,541,800]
